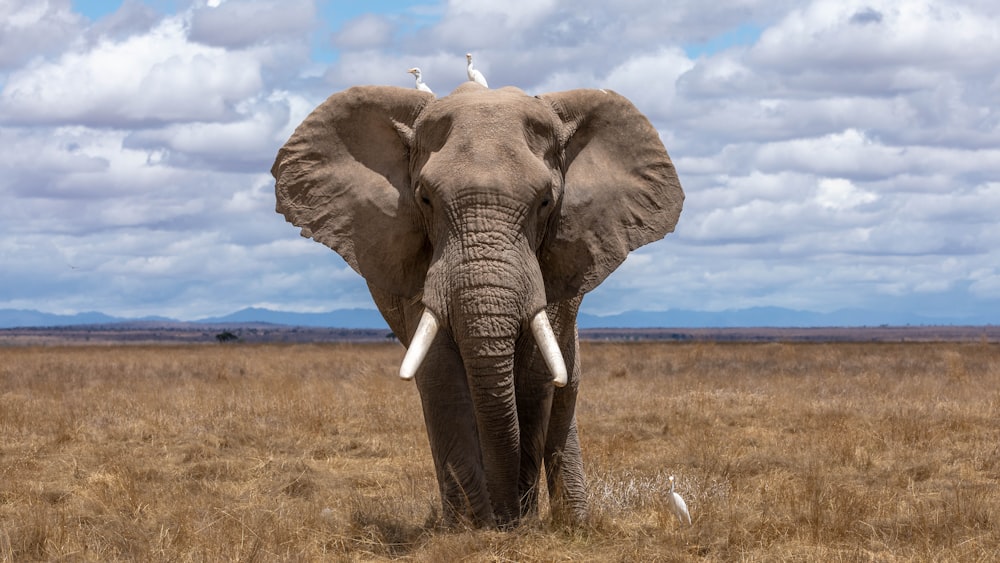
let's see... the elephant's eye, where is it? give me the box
[416,185,431,206]
[540,198,550,208]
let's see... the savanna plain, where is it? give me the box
[1,340,998,561]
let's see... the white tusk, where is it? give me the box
[399,309,439,381]
[530,311,568,387]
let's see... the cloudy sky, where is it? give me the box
[1,0,998,323]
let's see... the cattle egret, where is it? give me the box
[667,475,691,525]
[466,53,488,88]
[407,67,433,94]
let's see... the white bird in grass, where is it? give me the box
[667,475,692,525]
[466,53,488,88]
[407,67,433,94]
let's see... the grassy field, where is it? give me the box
[1,341,997,561]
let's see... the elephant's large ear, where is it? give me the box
[538,89,684,302]
[272,86,434,298]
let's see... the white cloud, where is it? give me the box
[434,0,558,46]
[750,129,1000,180]
[188,0,317,48]
[85,0,160,42]
[815,178,877,210]
[0,17,263,126]
[332,14,395,49]
[0,0,83,70]
[448,0,558,26]
[751,0,1000,72]
[675,53,765,99]
[970,270,1000,299]
[123,93,295,172]
[602,48,694,120]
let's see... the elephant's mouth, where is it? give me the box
[399,308,568,387]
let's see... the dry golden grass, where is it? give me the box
[1,341,997,561]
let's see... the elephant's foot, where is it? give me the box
[545,434,588,527]
[439,501,525,530]
[440,502,493,529]
[548,491,589,527]
[519,474,587,527]
[438,478,521,530]
[438,469,495,529]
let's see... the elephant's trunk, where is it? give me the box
[450,285,523,526]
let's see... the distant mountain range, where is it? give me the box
[0,306,993,330]
[578,307,995,328]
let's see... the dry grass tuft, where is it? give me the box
[1,341,998,560]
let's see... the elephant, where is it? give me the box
[271,82,683,528]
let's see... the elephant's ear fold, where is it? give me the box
[538,89,684,302]
[272,86,434,298]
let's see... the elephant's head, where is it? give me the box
[272,82,682,526]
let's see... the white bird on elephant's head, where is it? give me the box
[466,53,488,88]
[407,67,433,94]
[667,475,692,525]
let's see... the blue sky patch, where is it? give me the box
[72,0,124,20]
[684,23,763,58]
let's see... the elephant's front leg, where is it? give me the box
[544,298,587,524]
[545,393,587,525]
[515,338,586,525]
[513,336,554,518]
[415,341,495,527]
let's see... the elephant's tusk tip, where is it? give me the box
[552,368,568,387]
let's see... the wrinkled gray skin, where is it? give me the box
[272,83,683,528]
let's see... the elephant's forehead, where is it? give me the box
[421,90,557,136]
[415,92,559,171]
[416,93,556,191]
